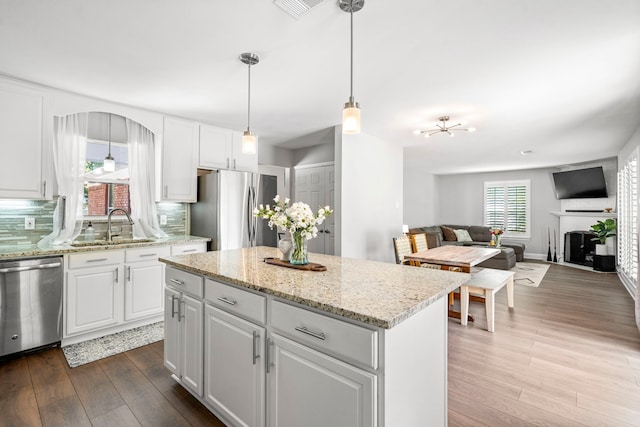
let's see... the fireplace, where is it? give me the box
[564,231,596,266]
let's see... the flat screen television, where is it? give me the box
[552,167,608,199]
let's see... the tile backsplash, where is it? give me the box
[0,199,188,246]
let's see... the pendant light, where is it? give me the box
[240,52,259,154]
[103,113,115,172]
[340,0,364,134]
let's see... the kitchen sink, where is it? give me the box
[70,238,155,247]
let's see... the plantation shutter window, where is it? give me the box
[617,148,638,299]
[484,180,530,238]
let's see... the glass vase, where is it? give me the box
[290,232,309,265]
[495,235,501,248]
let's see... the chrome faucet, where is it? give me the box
[107,208,135,241]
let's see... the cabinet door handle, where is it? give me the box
[252,331,260,365]
[170,278,184,286]
[233,158,236,169]
[114,267,119,283]
[164,185,168,197]
[182,249,198,253]
[179,299,185,321]
[217,296,237,306]
[266,338,274,373]
[42,180,47,198]
[295,326,326,341]
[127,266,131,281]
[226,158,230,169]
[171,295,178,318]
[139,253,158,257]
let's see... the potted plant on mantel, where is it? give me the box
[589,218,617,255]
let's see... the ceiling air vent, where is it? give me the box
[274,0,323,20]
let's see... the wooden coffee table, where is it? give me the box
[405,246,501,320]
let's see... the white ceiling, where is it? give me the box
[1,0,639,174]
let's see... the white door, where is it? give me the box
[294,165,335,255]
[124,262,164,321]
[267,334,376,427]
[66,265,122,335]
[205,305,265,427]
[164,287,181,376]
[181,294,204,397]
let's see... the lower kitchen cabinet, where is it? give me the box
[66,263,123,335]
[124,246,171,321]
[204,305,265,427]
[267,333,376,427]
[164,267,204,397]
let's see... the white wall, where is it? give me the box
[258,145,294,168]
[338,129,403,263]
[436,167,561,257]
[294,142,335,166]
[403,167,439,228]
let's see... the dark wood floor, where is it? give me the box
[1,262,638,426]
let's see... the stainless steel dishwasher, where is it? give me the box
[0,256,63,358]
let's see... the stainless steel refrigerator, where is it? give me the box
[191,170,278,251]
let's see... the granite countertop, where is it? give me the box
[160,246,470,329]
[0,235,210,259]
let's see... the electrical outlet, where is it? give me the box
[25,217,35,230]
[160,215,167,225]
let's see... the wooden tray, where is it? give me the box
[263,257,327,271]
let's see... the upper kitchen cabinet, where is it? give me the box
[0,78,53,199]
[160,116,198,202]
[199,124,257,173]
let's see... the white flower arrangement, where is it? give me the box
[253,195,332,240]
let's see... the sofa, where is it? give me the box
[409,224,526,270]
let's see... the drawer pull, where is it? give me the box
[252,331,260,365]
[170,279,184,286]
[86,258,108,263]
[182,249,198,253]
[217,296,237,306]
[139,253,158,257]
[295,326,326,341]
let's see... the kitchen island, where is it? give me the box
[160,246,470,427]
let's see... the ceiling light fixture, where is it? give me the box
[413,116,476,138]
[240,52,259,154]
[103,113,115,172]
[340,0,364,134]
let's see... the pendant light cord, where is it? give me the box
[349,8,354,103]
[247,64,251,132]
[108,113,112,156]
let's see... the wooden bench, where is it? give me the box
[460,268,515,332]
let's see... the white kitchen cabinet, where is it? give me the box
[66,262,123,336]
[205,305,265,427]
[268,333,376,427]
[0,78,53,200]
[164,267,204,397]
[199,124,257,173]
[160,116,198,202]
[124,246,171,321]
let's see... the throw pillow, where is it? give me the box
[454,229,473,242]
[441,226,458,241]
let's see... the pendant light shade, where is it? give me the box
[103,113,115,172]
[240,52,259,155]
[340,0,364,134]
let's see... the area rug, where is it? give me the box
[62,321,164,368]
[512,262,550,287]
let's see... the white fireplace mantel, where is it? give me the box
[550,211,617,218]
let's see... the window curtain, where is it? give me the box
[126,118,167,238]
[39,113,88,245]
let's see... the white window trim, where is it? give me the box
[483,179,531,239]
[617,147,638,299]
